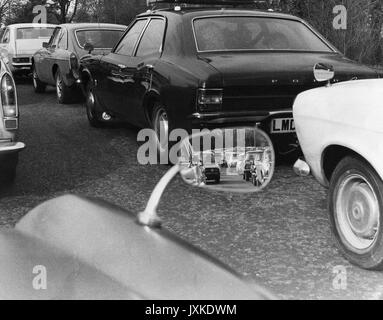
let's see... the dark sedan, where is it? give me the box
[80,5,380,158]
[32,23,126,104]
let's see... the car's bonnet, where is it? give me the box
[14,195,272,300]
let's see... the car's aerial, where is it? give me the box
[0,23,56,75]
[0,57,24,184]
[80,4,379,161]
[32,23,126,103]
[294,65,383,270]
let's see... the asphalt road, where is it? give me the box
[1,79,383,300]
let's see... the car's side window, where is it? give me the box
[57,29,68,50]
[135,18,166,57]
[1,29,10,43]
[48,27,61,48]
[114,19,147,56]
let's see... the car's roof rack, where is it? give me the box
[148,0,270,10]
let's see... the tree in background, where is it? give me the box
[46,0,79,23]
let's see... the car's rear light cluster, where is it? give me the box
[70,53,80,79]
[197,88,223,112]
[1,73,18,122]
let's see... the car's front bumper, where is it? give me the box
[0,142,25,155]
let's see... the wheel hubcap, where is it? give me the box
[154,108,169,152]
[336,174,380,252]
[33,70,37,87]
[56,74,63,98]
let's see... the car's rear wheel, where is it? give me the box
[152,104,174,164]
[32,65,46,93]
[84,81,104,128]
[55,69,72,104]
[329,156,383,270]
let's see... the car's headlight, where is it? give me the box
[1,73,17,117]
[197,88,223,112]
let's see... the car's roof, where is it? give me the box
[138,7,303,22]
[59,23,127,31]
[6,23,57,29]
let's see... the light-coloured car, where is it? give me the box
[0,23,56,74]
[0,57,25,184]
[32,23,126,104]
[294,64,383,270]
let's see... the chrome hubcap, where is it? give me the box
[336,174,380,252]
[32,70,37,87]
[56,74,63,98]
[154,108,169,152]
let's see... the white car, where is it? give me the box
[0,24,56,74]
[293,63,383,270]
[0,57,25,184]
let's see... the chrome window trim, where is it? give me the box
[191,15,337,54]
[114,18,150,56]
[133,16,167,57]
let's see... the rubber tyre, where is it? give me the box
[56,69,73,104]
[329,156,383,270]
[32,65,46,93]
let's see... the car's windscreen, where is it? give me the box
[75,29,125,49]
[193,17,333,52]
[16,27,55,40]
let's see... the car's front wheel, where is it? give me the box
[329,156,383,270]
[32,65,46,93]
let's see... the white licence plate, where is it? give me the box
[271,118,295,134]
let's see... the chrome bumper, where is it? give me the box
[0,142,26,154]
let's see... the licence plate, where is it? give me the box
[271,118,295,134]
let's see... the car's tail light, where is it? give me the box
[197,89,223,112]
[70,53,80,78]
[1,73,17,118]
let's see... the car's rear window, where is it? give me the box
[16,27,55,40]
[75,29,125,49]
[193,16,333,52]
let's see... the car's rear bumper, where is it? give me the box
[190,110,293,127]
[0,142,26,155]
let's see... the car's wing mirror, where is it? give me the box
[314,63,335,85]
[138,127,275,228]
[84,42,94,54]
[42,42,49,48]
